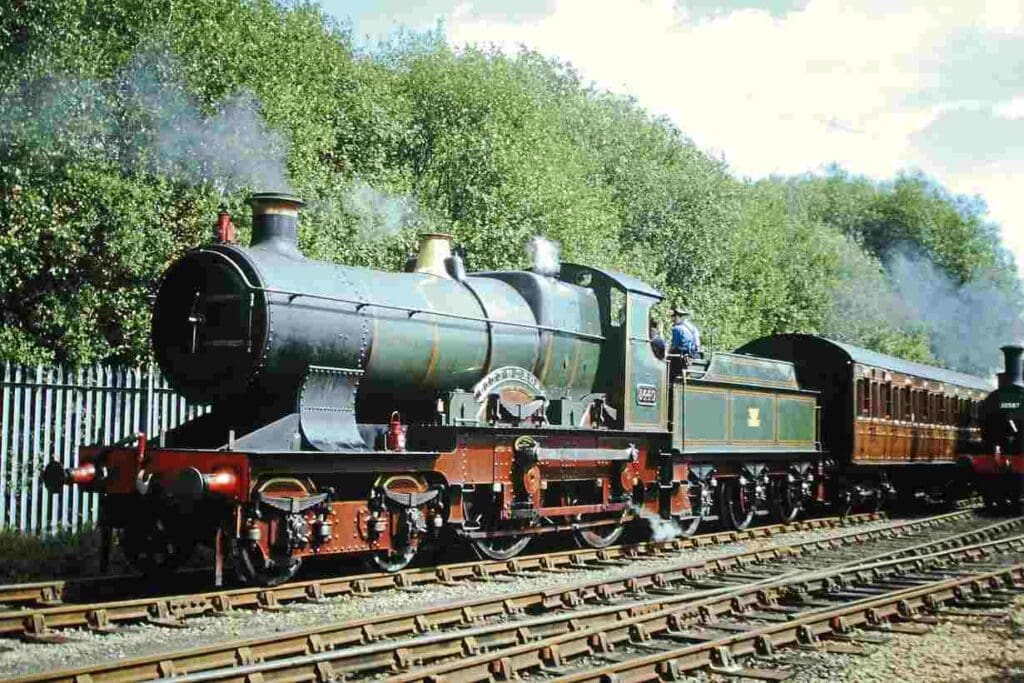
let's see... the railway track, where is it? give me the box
[0,512,888,640]
[387,529,1024,683]
[0,499,981,611]
[8,507,1014,683]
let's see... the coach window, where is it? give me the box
[857,379,869,416]
[937,394,946,424]
[881,382,892,419]
[870,381,880,418]
[902,387,912,421]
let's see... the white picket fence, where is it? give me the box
[0,363,209,535]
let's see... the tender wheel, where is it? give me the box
[672,477,713,538]
[770,475,804,523]
[720,478,757,530]
[867,486,886,513]
[232,539,302,586]
[120,518,196,577]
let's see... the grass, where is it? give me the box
[0,526,107,583]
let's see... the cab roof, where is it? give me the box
[560,263,663,299]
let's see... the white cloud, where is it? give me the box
[443,0,1024,268]
[996,96,1024,119]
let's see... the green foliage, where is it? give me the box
[0,0,1019,372]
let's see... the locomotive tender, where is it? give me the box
[43,193,1008,585]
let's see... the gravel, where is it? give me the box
[778,596,1024,682]
[0,516,961,679]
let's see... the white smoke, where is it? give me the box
[344,180,418,240]
[527,236,561,276]
[885,249,1023,376]
[826,239,1022,377]
[631,504,685,542]
[0,49,292,194]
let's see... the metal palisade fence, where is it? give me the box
[0,362,209,535]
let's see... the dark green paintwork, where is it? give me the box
[700,353,800,388]
[671,350,820,454]
[730,393,775,442]
[778,396,816,443]
[626,295,666,430]
[680,389,728,442]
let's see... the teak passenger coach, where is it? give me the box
[42,193,1016,585]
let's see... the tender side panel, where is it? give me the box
[730,392,775,444]
[672,383,817,454]
[778,396,817,445]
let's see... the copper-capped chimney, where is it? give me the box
[1000,345,1024,389]
[250,192,305,256]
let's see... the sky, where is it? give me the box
[324,0,1024,269]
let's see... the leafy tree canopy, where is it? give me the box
[0,0,1018,375]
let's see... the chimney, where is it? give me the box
[250,192,305,256]
[1001,345,1024,389]
[413,233,453,278]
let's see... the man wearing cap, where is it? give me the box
[670,308,701,360]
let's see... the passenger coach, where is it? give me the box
[738,334,991,509]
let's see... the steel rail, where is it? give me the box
[6,508,990,683]
[382,531,1024,683]
[107,518,1024,683]
[0,512,889,636]
[0,513,881,609]
[0,498,981,609]
[547,563,1024,683]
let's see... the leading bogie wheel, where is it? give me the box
[366,474,434,573]
[573,520,624,549]
[366,546,419,573]
[232,539,302,586]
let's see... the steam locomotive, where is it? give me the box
[42,193,1015,585]
[962,345,1024,510]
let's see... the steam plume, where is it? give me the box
[0,49,292,194]
[344,180,417,240]
[527,236,560,276]
[885,249,1022,376]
